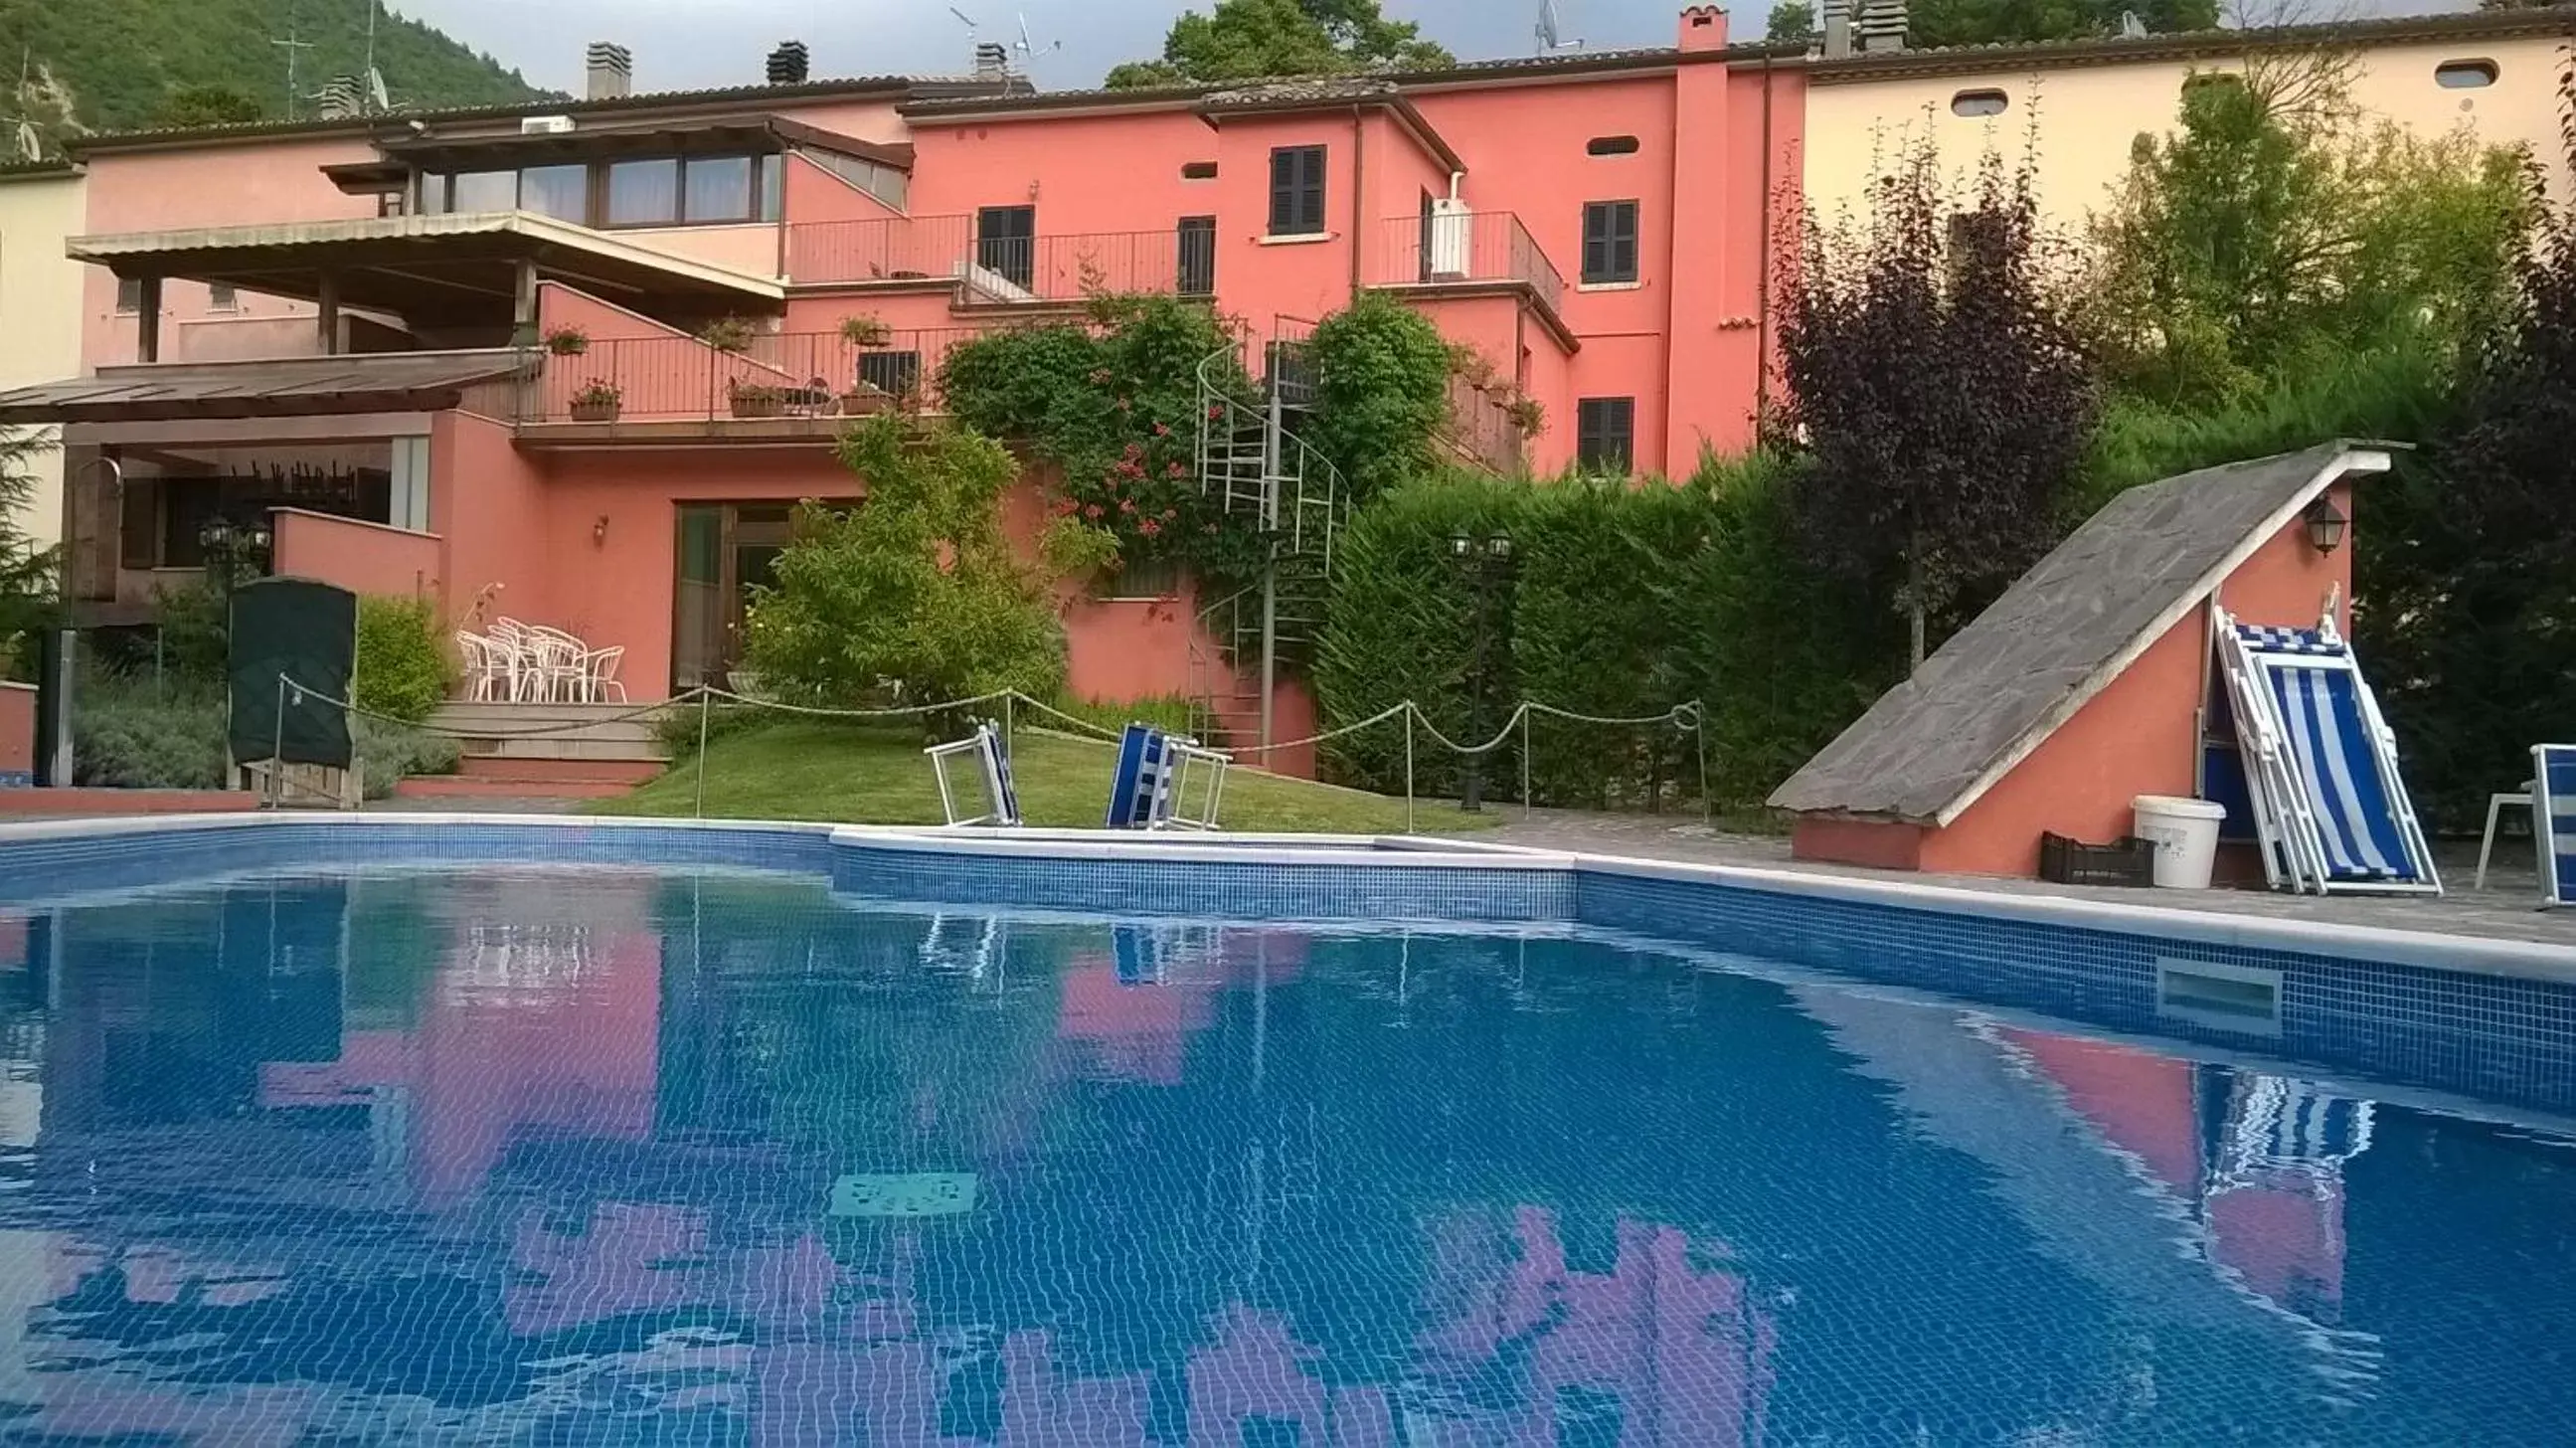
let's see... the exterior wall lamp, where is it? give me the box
[2303,495,2347,556]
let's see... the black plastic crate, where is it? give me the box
[2038,831,2158,888]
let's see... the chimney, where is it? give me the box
[1821,0,1853,57]
[315,76,364,119]
[767,41,810,86]
[586,42,632,100]
[1677,5,1730,52]
[973,42,1011,80]
[1857,0,1907,52]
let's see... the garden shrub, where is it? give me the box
[353,716,461,798]
[1042,692,1197,741]
[353,596,455,724]
[1303,292,1455,507]
[1314,456,1889,814]
[73,668,229,789]
[1313,474,1511,798]
[746,414,1067,708]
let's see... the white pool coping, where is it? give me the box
[3,813,2572,982]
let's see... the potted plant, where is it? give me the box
[839,314,892,348]
[1504,392,1545,438]
[543,325,590,357]
[698,315,757,353]
[728,378,784,418]
[569,379,622,423]
[838,381,891,418]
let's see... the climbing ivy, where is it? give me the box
[941,294,1266,595]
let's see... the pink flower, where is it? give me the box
[1162,507,1178,520]
[1115,397,1132,413]
[1084,503,1105,519]
[1165,461,1186,478]
[1118,498,1136,513]
[1152,422,1171,438]
[1051,497,1077,515]
[1089,368,1114,385]
[1138,518,1162,537]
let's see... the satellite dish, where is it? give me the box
[1536,0,1584,55]
[13,119,39,162]
[366,67,390,112]
[2119,9,2147,37]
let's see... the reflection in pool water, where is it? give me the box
[0,868,2566,1443]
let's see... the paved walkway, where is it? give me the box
[1487,810,2576,951]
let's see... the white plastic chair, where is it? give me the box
[525,627,588,703]
[582,645,628,704]
[454,631,502,702]
[486,618,536,701]
[2476,778,2535,891]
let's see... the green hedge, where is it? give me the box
[353,596,455,724]
[1315,458,1896,813]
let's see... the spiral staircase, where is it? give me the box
[1186,325,1346,760]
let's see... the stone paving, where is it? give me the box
[1487,809,2576,953]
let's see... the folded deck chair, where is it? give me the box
[1106,724,1179,829]
[2214,604,2440,896]
[924,721,1021,827]
[2538,745,2576,908]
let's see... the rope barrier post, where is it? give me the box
[1003,691,1016,759]
[694,687,712,820]
[1694,700,1712,829]
[1403,704,1416,834]
[269,675,286,811]
[1520,707,1533,821]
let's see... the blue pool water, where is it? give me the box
[0,864,2569,1444]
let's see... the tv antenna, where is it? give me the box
[948,6,979,38]
[1014,13,1063,70]
[1535,0,1585,55]
[271,2,315,118]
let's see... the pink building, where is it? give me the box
[2,10,1802,757]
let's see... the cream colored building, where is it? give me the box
[1803,8,2575,231]
[0,163,86,552]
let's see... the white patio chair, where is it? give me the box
[525,628,588,703]
[486,618,537,701]
[582,645,628,704]
[453,631,502,702]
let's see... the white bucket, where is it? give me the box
[2133,795,2228,889]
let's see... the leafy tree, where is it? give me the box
[1765,2,1816,43]
[1302,291,1455,506]
[1104,0,1452,90]
[151,83,262,128]
[2088,71,2533,411]
[743,415,1066,707]
[1775,138,2097,668]
[0,430,58,675]
[2359,114,2576,828]
[1908,0,2215,46]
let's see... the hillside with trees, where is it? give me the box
[0,0,547,142]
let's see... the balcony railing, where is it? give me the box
[787,217,1219,302]
[518,329,987,426]
[1373,211,1566,319]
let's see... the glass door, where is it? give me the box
[671,502,838,692]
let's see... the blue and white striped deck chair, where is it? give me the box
[2214,604,2439,896]
[1105,723,1179,829]
[2537,745,2576,908]
[924,720,1022,827]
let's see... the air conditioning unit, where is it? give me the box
[520,115,577,135]
[1429,197,1472,280]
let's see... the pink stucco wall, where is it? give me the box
[270,509,441,604]
[0,683,30,780]
[430,412,552,631]
[80,136,380,369]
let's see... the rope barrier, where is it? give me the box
[274,671,1722,825]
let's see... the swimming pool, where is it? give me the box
[0,818,2571,1441]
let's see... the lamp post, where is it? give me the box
[1451,527,1514,813]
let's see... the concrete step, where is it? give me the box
[458,756,664,785]
[395,776,636,802]
[431,701,666,725]
[459,736,670,764]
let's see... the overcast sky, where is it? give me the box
[387,0,1725,95]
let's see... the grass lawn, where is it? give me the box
[593,719,1502,834]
